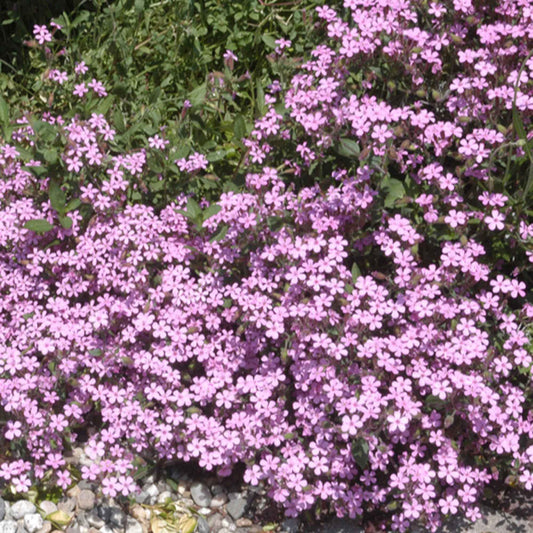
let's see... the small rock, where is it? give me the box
[246,527,265,533]
[77,491,95,511]
[57,499,76,514]
[280,518,299,533]
[0,521,17,533]
[197,507,212,516]
[76,511,90,528]
[207,513,226,531]
[196,516,209,533]
[132,490,149,504]
[211,484,225,496]
[190,482,212,507]
[24,514,44,533]
[218,529,236,533]
[225,498,247,521]
[10,501,37,520]
[66,486,80,499]
[129,505,146,521]
[235,518,253,527]
[37,522,52,533]
[180,498,195,507]
[176,481,189,496]
[76,481,95,491]
[144,484,159,505]
[38,501,58,517]
[107,507,126,529]
[125,517,143,533]
[98,526,114,533]
[0,498,6,521]
[220,518,237,532]
[227,492,241,501]
[85,510,105,529]
[210,493,228,508]
[156,491,172,505]
[64,527,81,533]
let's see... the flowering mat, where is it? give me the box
[0,1,532,532]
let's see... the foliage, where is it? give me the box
[0,0,532,532]
[0,0,324,204]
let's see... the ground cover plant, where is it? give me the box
[0,0,324,205]
[0,0,532,532]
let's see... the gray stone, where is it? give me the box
[210,484,226,496]
[85,510,105,529]
[196,516,209,533]
[0,498,5,521]
[280,518,300,533]
[100,506,126,529]
[210,493,228,508]
[227,492,242,501]
[225,497,247,521]
[0,521,17,533]
[76,511,90,528]
[77,490,95,511]
[132,490,149,504]
[38,501,57,517]
[57,498,76,514]
[76,481,95,491]
[144,484,159,505]
[156,491,172,505]
[24,513,44,533]
[310,517,364,533]
[197,507,211,516]
[206,513,226,531]
[190,482,212,508]
[124,517,143,533]
[10,501,37,520]
[411,504,533,533]
[98,527,114,533]
[36,521,52,533]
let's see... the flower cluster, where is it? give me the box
[0,1,532,532]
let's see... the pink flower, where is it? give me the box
[33,25,52,44]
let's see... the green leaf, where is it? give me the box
[425,395,446,410]
[0,94,9,126]
[256,83,266,116]
[186,198,202,220]
[351,438,369,470]
[335,138,360,158]
[42,149,58,164]
[233,114,247,141]
[59,215,73,230]
[384,178,406,208]
[112,107,126,133]
[23,219,54,233]
[188,82,207,107]
[261,34,277,49]
[267,216,284,232]
[65,198,81,212]
[206,149,226,162]
[202,204,221,223]
[209,224,228,242]
[45,510,72,527]
[351,262,361,282]
[49,181,66,215]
